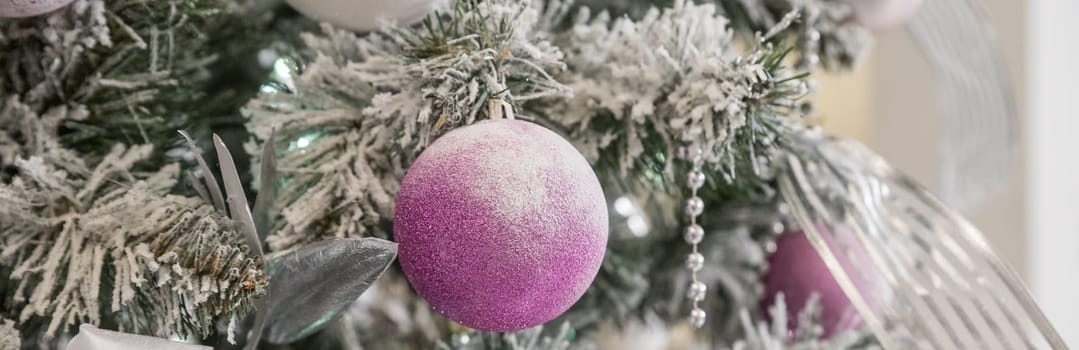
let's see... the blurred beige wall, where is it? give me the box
[812,61,874,144]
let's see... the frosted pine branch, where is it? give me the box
[0,318,18,349]
[244,0,569,251]
[531,2,822,338]
[543,0,735,176]
[243,0,810,259]
[0,146,266,340]
[571,0,872,70]
[717,0,872,70]
[0,0,228,163]
[731,298,877,350]
[0,0,270,341]
[0,96,86,174]
[543,0,809,190]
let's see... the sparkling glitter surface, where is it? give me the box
[394,119,608,332]
[0,0,73,18]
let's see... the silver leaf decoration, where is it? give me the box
[252,128,278,240]
[777,133,1065,349]
[66,324,209,350]
[210,134,270,350]
[263,237,398,344]
[179,131,270,349]
[214,134,263,255]
[179,130,226,212]
[907,0,1017,209]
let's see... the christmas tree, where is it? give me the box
[0,0,1065,349]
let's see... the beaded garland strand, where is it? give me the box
[684,149,708,328]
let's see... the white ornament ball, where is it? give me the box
[285,0,445,32]
[0,0,73,18]
[838,0,925,30]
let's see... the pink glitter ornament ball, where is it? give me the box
[760,229,873,338]
[394,119,608,332]
[0,0,73,18]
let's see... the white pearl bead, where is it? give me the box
[686,170,706,189]
[684,224,704,244]
[689,308,706,328]
[686,252,704,271]
[685,197,704,217]
[687,281,708,301]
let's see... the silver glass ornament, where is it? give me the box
[779,133,1065,349]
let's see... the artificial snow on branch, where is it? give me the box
[0,0,272,344]
[542,0,810,191]
[244,0,569,251]
[731,296,875,350]
[717,0,872,70]
[0,0,228,163]
[571,0,873,71]
[0,318,18,349]
[0,145,266,341]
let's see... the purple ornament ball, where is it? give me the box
[760,228,875,338]
[0,0,73,18]
[394,119,608,332]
